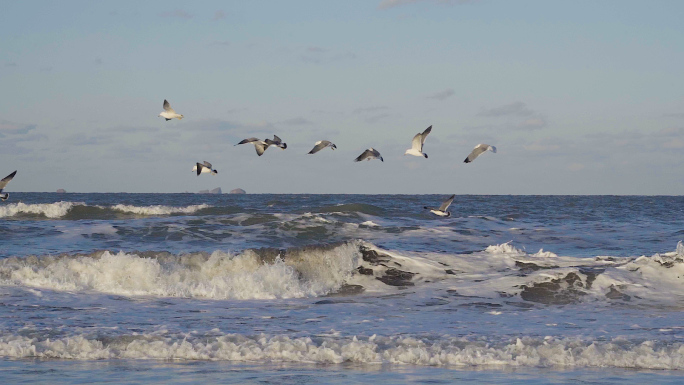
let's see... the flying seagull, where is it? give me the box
[424,194,455,217]
[158,99,184,121]
[404,125,432,158]
[193,161,217,176]
[354,148,383,162]
[308,140,337,154]
[264,135,287,150]
[0,171,17,201]
[464,144,497,163]
[235,137,268,156]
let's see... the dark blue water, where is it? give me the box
[1,194,683,382]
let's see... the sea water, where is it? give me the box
[1,193,682,384]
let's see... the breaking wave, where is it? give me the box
[1,241,682,304]
[0,333,682,369]
[0,202,211,219]
[0,242,361,300]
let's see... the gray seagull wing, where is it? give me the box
[254,141,268,156]
[438,194,455,211]
[308,140,330,154]
[236,138,260,145]
[202,161,213,169]
[354,149,372,162]
[0,170,17,191]
[464,144,487,163]
[420,125,432,145]
[163,99,175,113]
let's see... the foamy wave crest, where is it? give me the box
[109,204,210,215]
[0,201,84,218]
[0,243,361,299]
[1,333,682,369]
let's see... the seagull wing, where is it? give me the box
[464,144,487,163]
[203,161,213,169]
[196,163,203,176]
[411,132,423,152]
[254,141,267,156]
[0,170,17,191]
[236,137,259,145]
[308,140,330,154]
[354,149,372,162]
[273,135,282,143]
[163,99,176,113]
[420,125,432,146]
[438,194,455,211]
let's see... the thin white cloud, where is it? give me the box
[353,106,389,114]
[478,101,534,117]
[213,10,226,21]
[379,0,478,10]
[281,117,313,126]
[0,120,37,136]
[426,88,455,101]
[160,10,193,19]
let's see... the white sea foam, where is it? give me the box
[0,243,361,300]
[109,204,210,215]
[0,333,682,369]
[0,201,84,218]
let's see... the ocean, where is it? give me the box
[1,193,682,384]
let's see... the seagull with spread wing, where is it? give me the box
[464,144,496,163]
[308,140,337,154]
[158,99,184,121]
[354,148,383,162]
[424,194,455,217]
[0,171,17,201]
[193,162,217,176]
[404,125,432,158]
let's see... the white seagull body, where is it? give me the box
[308,140,337,154]
[404,125,432,158]
[158,99,184,121]
[0,170,17,201]
[194,161,217,176]
[464,144,496,163]
[424,194,455,217]
[354,148,383,162]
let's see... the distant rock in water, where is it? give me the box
[56,189,66,193]
[198,188,222,194]
[230,188,246,194]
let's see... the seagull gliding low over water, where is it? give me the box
[0,170,17,201]
[424,194,455,217]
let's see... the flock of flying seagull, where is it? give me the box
[0,99,497,217]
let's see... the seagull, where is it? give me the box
[158,99,184,121]
[464,144,497,163]
[424,194,455,217]
[235,137,274,156]
[0,171,17,201]
[194,161,217,176]
[264,135,287,150]
[308,140,337,154]
[354,148,383,162]
[404,125,432,158]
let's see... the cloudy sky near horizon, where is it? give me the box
[1,0,683,194]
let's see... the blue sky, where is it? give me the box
[1,0,682,194]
